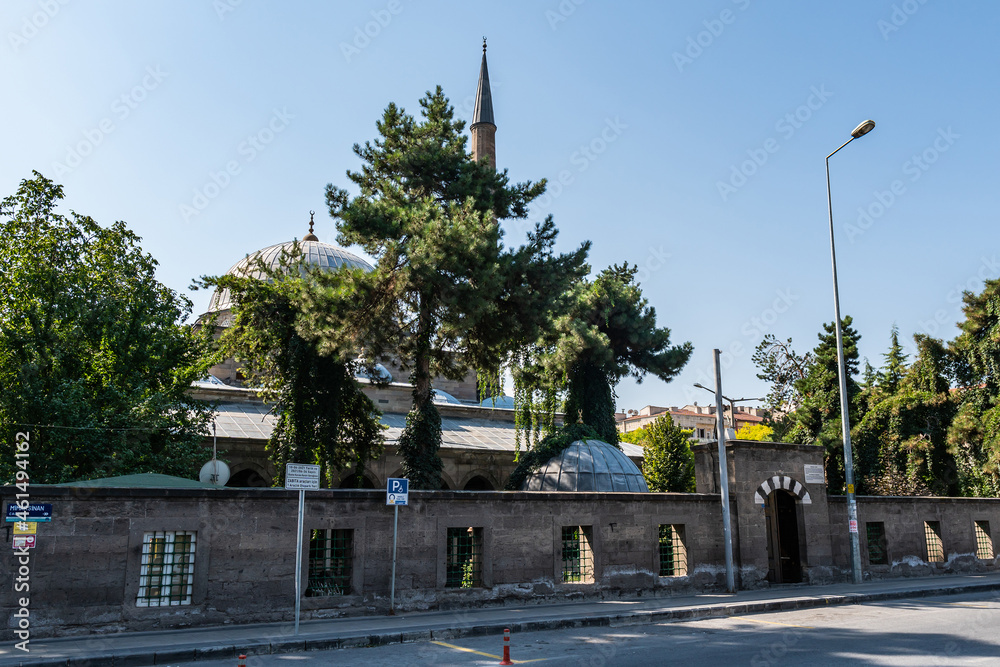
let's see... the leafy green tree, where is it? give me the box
[319,88,588,488]
[620,414,696,492]
[0,172,214,484]
[786,317,862,492]
[751,334,813,441]
[200,249,384,488]
[947,278,1000,495]
[524,264,693,445]
[853,334,957,495]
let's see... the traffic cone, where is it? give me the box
[500,628,513,665]
[237,654,247,667]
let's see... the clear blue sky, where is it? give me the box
[3,1,997,412]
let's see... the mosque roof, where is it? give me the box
[205,238,373,315]
[522,439,649,492]
[210,401,645,458]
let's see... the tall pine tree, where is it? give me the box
[786,317,862,492]
[318,88,588,488]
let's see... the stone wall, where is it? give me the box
[1,487,723,639]
[828,495,1000,578]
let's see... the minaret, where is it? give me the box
[470,38,496,170]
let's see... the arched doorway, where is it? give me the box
[463,475,495,491]
[765,489,802,583]
[339,473,376,489]
[227,468,269,488]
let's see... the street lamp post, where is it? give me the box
[826,119,876,585]
[693,383,764,436]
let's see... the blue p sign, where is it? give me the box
[386,478,408,505]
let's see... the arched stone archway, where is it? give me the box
[462,475,496,491]
[753,475,811,505]
[227,464,269,488]
[339,472,377,489]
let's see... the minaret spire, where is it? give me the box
[470,37,496,170]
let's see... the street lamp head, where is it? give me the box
[694,383,707,390]
[851,119,876,138]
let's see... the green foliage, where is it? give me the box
[752,334,813,441]
[0,172,214,484]
[318,87,587,488]
[396,400,444,489]
[785,317,862,493]
[199,246,384,487]
[621,414,696,492]
[947,278,1000,494]
[520,264,693,445]
[734,423,775,441]
[878,326,909,395]
[852,335,957,496]
[503,423,601,490]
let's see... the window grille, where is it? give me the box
[137,531,196,606]
[924,521,944,563]
[865,522,888,565]
[975,521,994,560]
[307,529,353,596]
[658,524,688,576]
[446,527,483,588]
[561,526,593,583]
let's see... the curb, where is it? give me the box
[6,581,1000,666]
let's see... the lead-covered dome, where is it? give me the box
[206,239,374,315]
[522,439,649,492]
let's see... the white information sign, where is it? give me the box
[285,463,321,490]
[804,464,825,485]
[386,477,409,506]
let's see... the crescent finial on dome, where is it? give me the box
[303,210,319,242]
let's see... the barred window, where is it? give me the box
[866,522,888,565]
[561,526,594,583]
[658,524,688,576]
[924,521,944,563]
[446,527,483,588]
[307,529,353,596]
[137,531,196,607]
[974,521,994,560]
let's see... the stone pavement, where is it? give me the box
[3,572,1000,667]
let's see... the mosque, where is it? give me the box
[192,42,648,492]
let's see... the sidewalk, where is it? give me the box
[3,572,1000,667]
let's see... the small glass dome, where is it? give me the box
[206,240,374,314]
[522,439,649,492]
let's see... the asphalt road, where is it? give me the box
[173,590,1000,666]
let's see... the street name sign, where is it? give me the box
[5,503,52,522]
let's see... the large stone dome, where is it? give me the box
[522,439,649,492]
[206,238,374,315]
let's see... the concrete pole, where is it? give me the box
[714,349,736,593]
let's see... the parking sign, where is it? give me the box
[386,478,408,506]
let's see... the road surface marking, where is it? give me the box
[732,616,815,629]
[429,640,548,663]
